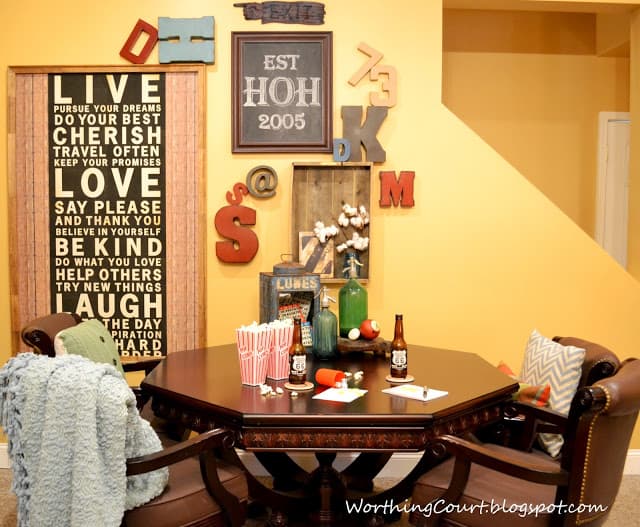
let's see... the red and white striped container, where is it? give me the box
[236,323,272,386]
[267,319,294,380]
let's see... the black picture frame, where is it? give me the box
[232,31,332,153]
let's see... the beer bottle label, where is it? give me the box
[391,349,407,367]
[292,355,306,373]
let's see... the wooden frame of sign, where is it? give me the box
[8,65,207,357]
[231,31,333,152]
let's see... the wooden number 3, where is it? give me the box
[348,42,397,108]
[369,64,397,108]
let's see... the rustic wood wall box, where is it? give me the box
[8,65,207,357]
[291,162,372,282]
[232,31,332,152]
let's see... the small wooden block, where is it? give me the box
[337,337,389,358]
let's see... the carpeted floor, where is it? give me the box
[1,468,639,525]
[0,469,16,527]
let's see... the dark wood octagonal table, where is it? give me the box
[142,344,517,525]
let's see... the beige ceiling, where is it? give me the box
[443,0,639,13]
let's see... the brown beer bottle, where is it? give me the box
[390,314,408,378]
[289,318,307,384]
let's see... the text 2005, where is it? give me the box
[258,112,305,130]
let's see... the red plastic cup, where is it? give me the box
[315,368,345,387]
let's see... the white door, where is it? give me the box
[595,112,630,268]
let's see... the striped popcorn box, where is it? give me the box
[267,319,294,380]
[236,323,272,386]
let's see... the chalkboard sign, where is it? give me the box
[232,31,332,153]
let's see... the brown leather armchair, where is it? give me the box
[21,312,82,356]
[17,314,249,527]
[476,336,620,450]
[409,355,640,527]
[553,336,619,388]
[21,312,161,410]
[21,312,163,375]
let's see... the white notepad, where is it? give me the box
[382,384,448,402]
[312,387,368,403]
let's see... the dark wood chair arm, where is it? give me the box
[419,435,569,527]
[502,402,567,450]
[126,428,245,527]
[126,428,234,476]
[121,357,163,376]
[440,434,569,486]
[201,447,247,527]
[534,422,563,434]
[506,401,567,426]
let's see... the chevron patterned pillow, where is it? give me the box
[520,329,586,457]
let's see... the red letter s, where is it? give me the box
[214,205,259,263]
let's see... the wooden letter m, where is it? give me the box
[379,171,415,207]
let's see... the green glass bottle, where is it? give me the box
[312,287,338,360]
[339,256,368,337]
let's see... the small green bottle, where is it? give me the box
[339,256,368,337]
[312,287,338,360]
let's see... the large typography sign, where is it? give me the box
[48,72,167,356]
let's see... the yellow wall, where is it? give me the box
[442,9,630,237]
[1,1,640,447]
[597,11,631,56]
